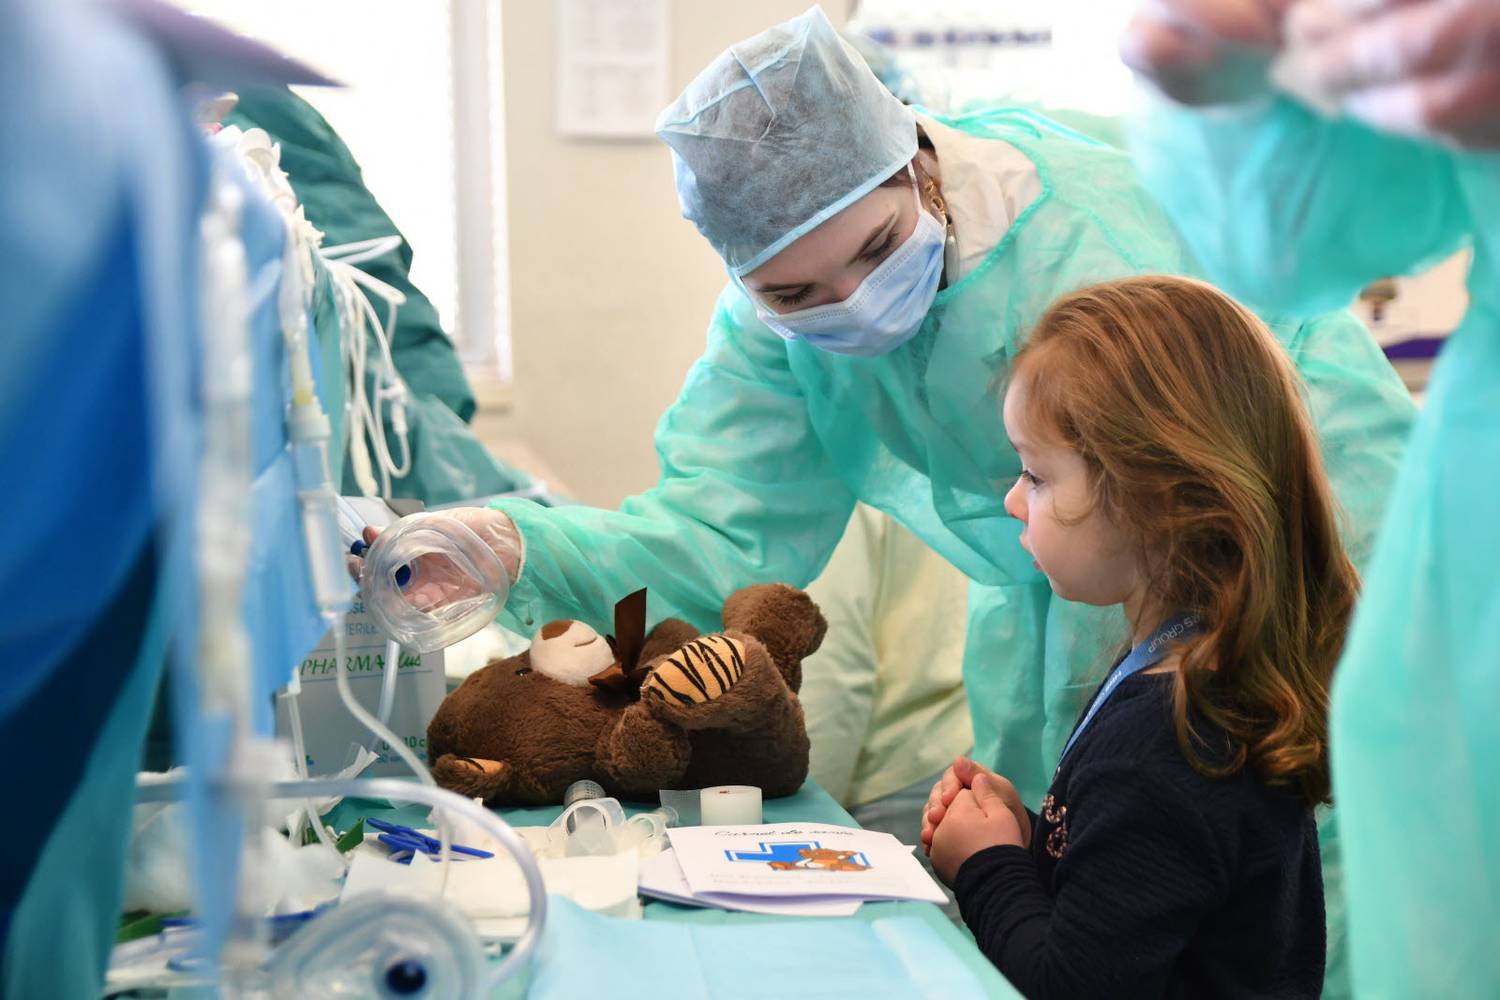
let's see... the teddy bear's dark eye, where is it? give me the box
[514,666,532,677]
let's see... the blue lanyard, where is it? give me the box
[1055,613,1202,774]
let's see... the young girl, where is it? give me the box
[920,276,1357,998]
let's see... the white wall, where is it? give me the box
[498,0,834,507]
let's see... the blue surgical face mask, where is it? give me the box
[743,167,946,358]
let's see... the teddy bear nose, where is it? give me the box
[540,620,574,640]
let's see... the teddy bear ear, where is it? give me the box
[721,584,828,683]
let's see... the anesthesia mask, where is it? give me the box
[354,512,508,653]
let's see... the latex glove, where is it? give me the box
[1120,0,1293,104]
[347,507,524,613]
[1285,0,1500,148]
[928,773,1026,887]
[920,756,1031,855]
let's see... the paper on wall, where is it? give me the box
[555,0,669,138]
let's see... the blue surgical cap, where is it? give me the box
[655,6,918,276]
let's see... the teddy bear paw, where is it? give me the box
[641,634,747,712]
[431,754,513,800]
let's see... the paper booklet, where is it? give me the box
[665,823,948,905]
[639,849,863,917]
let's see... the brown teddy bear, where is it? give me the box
[426,583,826,806]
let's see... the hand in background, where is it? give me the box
[1287,0,1500,149]
[1121,0,1291,105]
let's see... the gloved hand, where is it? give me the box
[1284,0,1500,148]
[347,506,524,614]
[1120,0,1292,105]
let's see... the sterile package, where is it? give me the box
[273,611,445,776]
[340,846,639,941]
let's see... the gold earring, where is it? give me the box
[925,184,947,221]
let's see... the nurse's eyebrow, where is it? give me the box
[848,214,897,267]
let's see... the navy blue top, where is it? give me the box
[954,671,1325,999]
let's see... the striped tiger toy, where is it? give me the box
[642,635,747,705]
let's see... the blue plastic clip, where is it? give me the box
[366,817,494,861]
[349,538,412,588]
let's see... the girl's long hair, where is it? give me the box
[1012,276,1358,806]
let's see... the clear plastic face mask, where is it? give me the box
[358,513,508,653]
[268,892,484,1000]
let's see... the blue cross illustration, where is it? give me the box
[724,840,871,868]
[724,840,823,864]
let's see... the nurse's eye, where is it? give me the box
[859,232,895,262]
[769,286,813,307]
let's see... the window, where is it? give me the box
[177,0,512,377]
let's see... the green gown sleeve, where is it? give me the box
[492,287,859,635]
[1129,95,1472,316]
